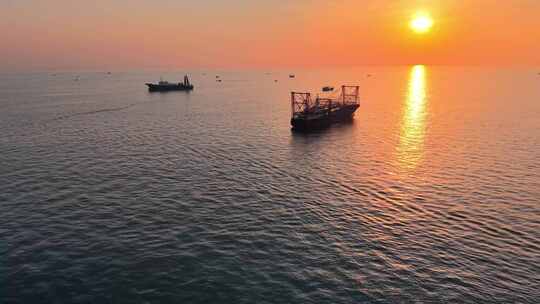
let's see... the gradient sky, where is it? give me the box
[1,0,540,70]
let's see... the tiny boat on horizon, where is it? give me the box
[146,75,194,92]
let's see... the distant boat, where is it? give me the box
[322,86,334,92]
[146,75,194,92]
[289,74,295,78]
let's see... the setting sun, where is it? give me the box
[410,13,434,34]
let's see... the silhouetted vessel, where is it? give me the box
[146,75,193,92]
[322,86,334,92]
[290,85,360,131]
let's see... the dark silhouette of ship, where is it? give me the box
[146,75,193,92]
[290,85,360,131]
[322,86,334,92]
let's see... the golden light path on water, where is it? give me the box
[396,65,428,171]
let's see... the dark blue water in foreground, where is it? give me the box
[1,67,539,303]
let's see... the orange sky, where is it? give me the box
[1,0,540,70]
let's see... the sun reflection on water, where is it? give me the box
[396,65,428,171]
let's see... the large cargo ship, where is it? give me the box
[290,85,360,131]
[146,75,193,92]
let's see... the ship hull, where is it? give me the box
[146,84,194,92]
[291,104,359,131]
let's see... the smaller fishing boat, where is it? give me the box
[289,74,295,78]
[146,75,193,92]
[322,86,334,92]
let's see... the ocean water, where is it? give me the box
[1,66,539,303]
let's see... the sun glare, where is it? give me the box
[410,13,433,34]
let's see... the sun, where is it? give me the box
[410,12,434,34]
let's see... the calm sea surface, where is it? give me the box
[1,67,539,303]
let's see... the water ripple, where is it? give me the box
[1,68,539,303]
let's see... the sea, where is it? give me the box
[1,66,539,303]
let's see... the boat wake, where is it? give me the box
[50,103,138,122]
